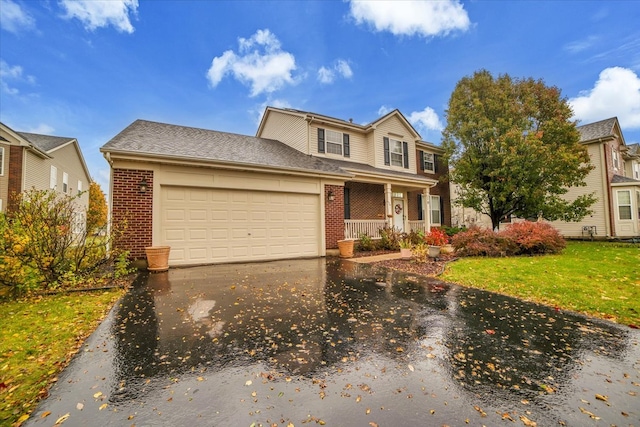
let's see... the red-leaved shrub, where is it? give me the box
[451,226,516,257]
[500,221,565,255]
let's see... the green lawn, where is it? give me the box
[0,289,125,426]
[442,241,640,325]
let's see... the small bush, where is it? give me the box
[442,225,466,239]
[357,233,375,252]
[412,242,430,263]
[406,229,425,246]
[425,228,449,246]
[451,226,516,257]
[379,225,401,250]
[500,221,566,255]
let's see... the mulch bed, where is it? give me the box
[352,250,458,277]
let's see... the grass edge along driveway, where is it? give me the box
[442,240,640,326]
[0,289,125,426]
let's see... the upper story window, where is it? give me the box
[612,146,619,171]
[317,128,350,158]
[50,165,57,189]
[421,151,435,173]
[77,180,83,195]
[63,172,69,193]
[634,162,640,180]
[0,146,4,176]
[383,137,409,169]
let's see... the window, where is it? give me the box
[62,172,69,193]
[430,195,441,225]
[390,139,403,167]
[50,165,57,189]
[612,146,619,170]
[634,162,640,180]
[422,152,434,172]
[0,146,4,176]
[77,180,83,195]
[618,190,632,220]
[326,130,343,155]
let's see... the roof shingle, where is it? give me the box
[17,132,75,152]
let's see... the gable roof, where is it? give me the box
[257,106,422,140]
[17,132,75,153]
[577,117,618,143]
[101,119,351,178]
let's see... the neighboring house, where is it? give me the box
[101,107,451,267]
[450,117,640,238]
[0,123,91,230]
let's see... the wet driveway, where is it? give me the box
[26,258,639,426]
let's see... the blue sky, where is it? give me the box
[1,0,640,193]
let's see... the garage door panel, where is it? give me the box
[161,186,320,265]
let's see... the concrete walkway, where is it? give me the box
[346,252,403,263]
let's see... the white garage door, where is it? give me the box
[160,186,321,265]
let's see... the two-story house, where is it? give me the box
[0,122,91,229]
[101,107,450,266]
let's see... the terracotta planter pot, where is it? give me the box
[145,246,171,272]
[400,248,412,260]
[337,239,354,258]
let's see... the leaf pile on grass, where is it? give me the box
[442,241,640,326]
[0,289,125,426]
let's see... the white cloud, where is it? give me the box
[59,0,138,33]
[349,0,470,38]
[564,35,600,54]
[0,0,35,33]
[570,67,640,128]
[317,59,353,84]
[408,107,444,133]
[377,105,392,116]
[0,59,36,95]
[207,29,298,97]
[26,123,55,134]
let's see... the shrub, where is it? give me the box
[0,189,131,296]
[500,221,566,255]
[406,229,425,246]
[379,225,401,250]
[425,228,449,246]
[451,226,516,257]
[412,242,430,263]
[442,225,466,239]
[357,232,375,252]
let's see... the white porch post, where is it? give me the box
[385,183,393,228]
[423,187,431,232]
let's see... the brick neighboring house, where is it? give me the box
[101,107,451,266]
[0,122,91,226]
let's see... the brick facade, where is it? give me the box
[7,146,24,213]
[346,182,385,220]
[324,184,344,249]
[111,168,153,259]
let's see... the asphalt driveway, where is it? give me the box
[25,258,639,426]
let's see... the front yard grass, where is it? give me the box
[442,241,640,326]
[0,289,125,426]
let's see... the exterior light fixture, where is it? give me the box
[328,190,335,201]
[139,178,148,193]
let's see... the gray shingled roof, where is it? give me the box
[626,143,639,157]
[17,132,75,152]
[577,117,617,142]
[612,174,640,184]
[319,157,436,184]
[101,119,351,177]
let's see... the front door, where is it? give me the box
[392,198,405,232]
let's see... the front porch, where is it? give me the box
[344,219,427,239]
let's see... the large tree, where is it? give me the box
[442,69,596,230]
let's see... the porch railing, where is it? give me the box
[408,220,427,233]
[344,220,388,239]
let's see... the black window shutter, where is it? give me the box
[434,154,439,173]
[318,128,325,153]
[402,142,409,169]
[344,187,351,219]
[417,194,423,220]
[343,134,350,158]
[383,137,390,165]
[419,151,425,171]
[440,197,445,224]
